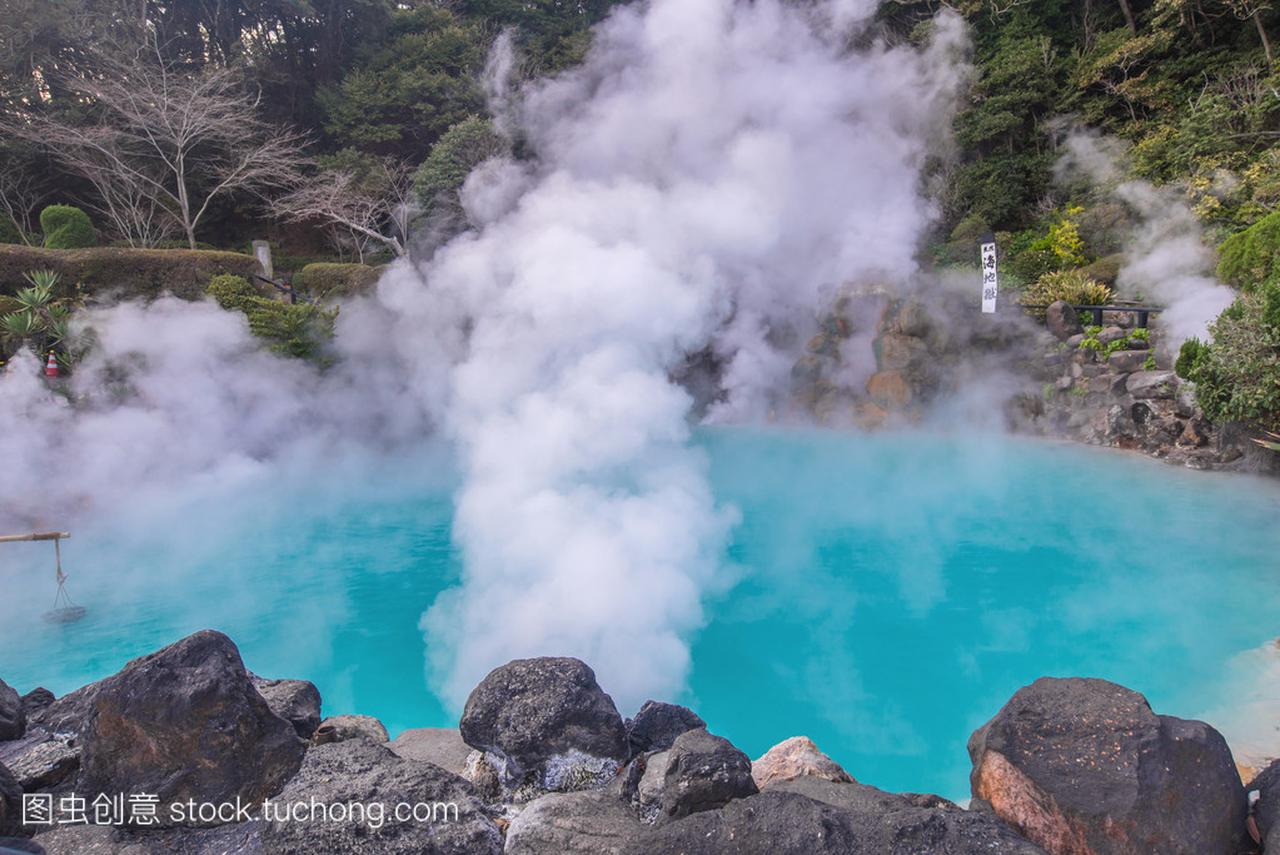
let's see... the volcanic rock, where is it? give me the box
[19,690,53,720]
[0,680,24,741]
[625,701,705,756]
[1248,759,1280,851]
[968,676,1246,855]
[250,676,321,740]
[1045,302,1082,342]
[460,657,627,792]
[1125,370,1178,400]
[636,728,756,822]
[1105,350,1149,374]
[0,762,21,838]
[389,728,472,777]
[260,739,500,855]
[75,630,304,826]
[772,777,1047,853]
[504,789,643,854]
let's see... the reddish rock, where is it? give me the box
[752,736,853,790]
[867,371,912,409]
[969,677,1246,855]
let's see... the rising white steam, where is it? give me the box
[0,0,968,712]
[1056,132,1235,344]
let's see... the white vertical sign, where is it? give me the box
[980,240,999,314]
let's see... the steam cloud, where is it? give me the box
[1055,132,1236,345]
[0,0,969,712]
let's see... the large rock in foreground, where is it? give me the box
[969,677,1246,855]
[260,739,501,855]
[505,790,643,854]
[773,776,1048,854]
[460,657,627,793]
[76,630,305,826]
[622,790,876,854]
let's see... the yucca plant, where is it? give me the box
[1,268,81,368]
[1,310,44,345]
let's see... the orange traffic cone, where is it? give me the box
[45,351,59,378]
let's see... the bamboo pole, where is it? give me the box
[0,532,70,543]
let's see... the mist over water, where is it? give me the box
[1,0,972,712]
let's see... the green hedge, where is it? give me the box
[207,274,337,363]
[0,245,259,301]
[1217,211,1280,292]
[293,263,384,297]
[40,205,96,249]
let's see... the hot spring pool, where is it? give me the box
[3,427,1280,800]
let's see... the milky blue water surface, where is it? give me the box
[2,428,1279,799]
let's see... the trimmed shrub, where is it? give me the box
[293,263,384,297]
[40,205,96,249]
[1217,211,1280,292]
[0,245,259,300]
[206,274,338,363]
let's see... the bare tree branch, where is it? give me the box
[273,159,417,261]
[1,34,307,248]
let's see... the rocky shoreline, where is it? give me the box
[791,291,1279,476]
[1,630,1275,854]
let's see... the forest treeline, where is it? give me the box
[0,0,625,254]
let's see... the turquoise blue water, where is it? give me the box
[2,428,1279,800]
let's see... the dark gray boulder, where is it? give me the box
[1247,759,1280,850]
[0,681,24,741]
[625,701,705,756]
[250,676,321,740]
[504,789,644,854]
[259,739,500,855]
[773,777,1047,854]
[388,728,471,777]
[460,657,627,792]
[18,691,53,721]
[636,728,756,822]
[623,790,871,854]
[969,676,1247,855]
[0,762,21,838]
[1045,301,1082,342]
[75,630,304,826]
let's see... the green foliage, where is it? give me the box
[0,269,79,363]
[1020,270,1116,314]
[319,7,487,159]
[206,274,338,363]
[1217,211,1280,292]
[0,245,258,300]
[293,263,384,297]
[1180,285,1280,431]
[413,116,507,209]
[39,205,95,249]
[1143,355,1158,371]
[1047,206,1088,268]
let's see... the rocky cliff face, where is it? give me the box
[0,631,1262,854]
